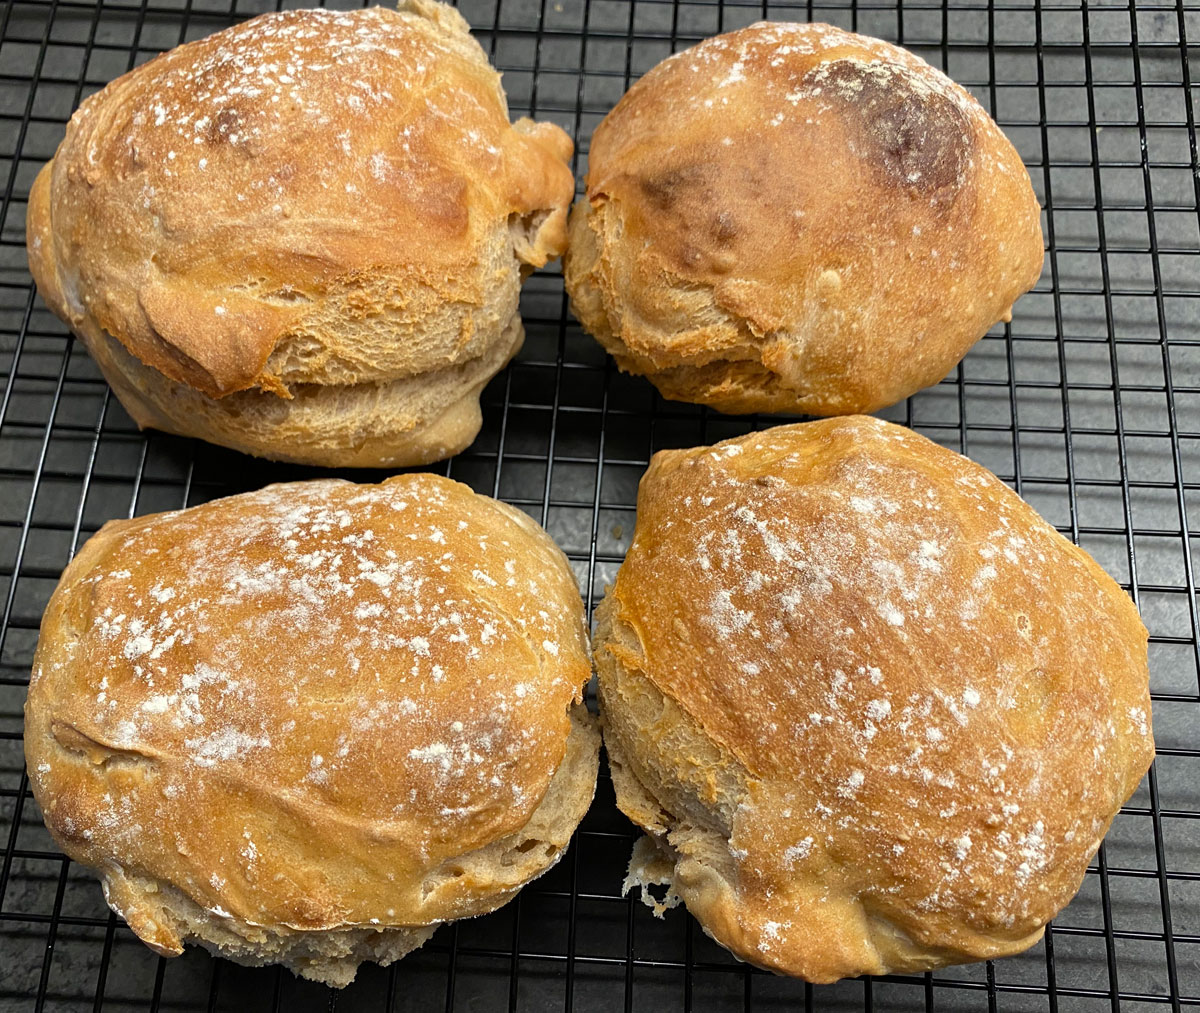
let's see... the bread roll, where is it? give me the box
[25,475,599,987]
[564,23,1044,416]
[26,1,574,467]
[594,416,1153,981]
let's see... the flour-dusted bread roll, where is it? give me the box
[565,23,1044,416]
[26,1,574,468]
[25,475,599,987]
[595,416,1153,981]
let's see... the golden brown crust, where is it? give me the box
[564,23,1044,416]
[26,475,599,986]
[595,416,1153,981]
[26,2,574,465]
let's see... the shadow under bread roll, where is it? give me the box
[25,474,599,987]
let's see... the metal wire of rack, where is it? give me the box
[1,0,1198,1009]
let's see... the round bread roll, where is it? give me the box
[25,475,599,987]
[564,23,1045,416]
[25,1,574,468]
[595,416,1153,981]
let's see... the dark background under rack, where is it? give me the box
[2,0,1199,1009]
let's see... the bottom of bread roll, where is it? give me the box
[102,868,437,988]
[80,707,598,987]
[81,315,524,468]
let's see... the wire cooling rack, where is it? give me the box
[1,0,1199,1010]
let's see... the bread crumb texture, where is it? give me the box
[25,1,574,466]
[565,22,1045,416]
[26,474,598,986]
[596,415,1153,981]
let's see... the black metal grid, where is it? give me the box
[1,0,1199,1009]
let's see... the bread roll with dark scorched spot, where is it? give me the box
[594,415,1153,981]
[25,475,599,987]
[564,23,1045,416]
[26,1,574,467]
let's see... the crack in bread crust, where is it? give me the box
[82,317,523,468]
